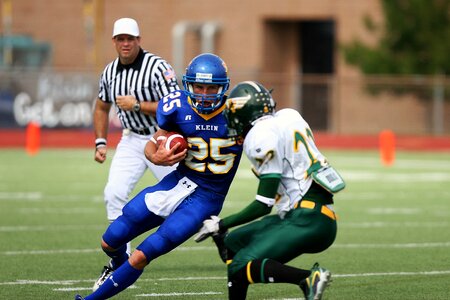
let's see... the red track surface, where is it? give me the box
[1,129,450,151]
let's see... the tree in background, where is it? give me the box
[341,0,450,134]
[342,0,450,75]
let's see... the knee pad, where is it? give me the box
[136,232,176,261]
[102,215,132,249]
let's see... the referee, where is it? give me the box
[92,17,179,290]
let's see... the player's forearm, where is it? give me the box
[220,175,280,230]
[220,200,272,230]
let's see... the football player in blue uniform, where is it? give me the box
[75,53,243,300]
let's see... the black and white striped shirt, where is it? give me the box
[98,48,179,134]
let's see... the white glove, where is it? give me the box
[194,216,221,242]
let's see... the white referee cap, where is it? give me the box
[113,18,140,37]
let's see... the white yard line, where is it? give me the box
[0,192,42,200]
[2,248,101,255]
[135,292,223,297]
[0,224,105,232]
[2,241,450,256]
[0,193,101,202]
[0,270,449,287]
[333,270,450,278]
[332,242,450,248]
[339,221,450,228]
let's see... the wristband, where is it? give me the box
[95,138,107,149]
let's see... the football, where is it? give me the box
[160,132,188,154]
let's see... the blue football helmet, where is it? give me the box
[182,53,230,114]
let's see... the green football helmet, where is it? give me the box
[224,81,276,139]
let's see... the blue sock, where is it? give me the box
[85,261,143,300]
[105,244,129,269]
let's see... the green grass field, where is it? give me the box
[1,149,449,300]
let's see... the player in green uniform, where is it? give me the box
[195,81,345,300]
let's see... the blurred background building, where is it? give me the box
[0,0,449,136]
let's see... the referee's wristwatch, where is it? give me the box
[133,100,141,112]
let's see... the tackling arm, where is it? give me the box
[195,175,280,239]
[220,200,272,229]
[194,176,280,262]
[220,175,280,229]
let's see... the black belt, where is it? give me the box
[130,128,153,135]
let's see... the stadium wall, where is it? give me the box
[0,0,449,136]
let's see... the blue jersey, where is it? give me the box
[157,90,243,195]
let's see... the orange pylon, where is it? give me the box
[379,129,395,166]
[26,122,41,156]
